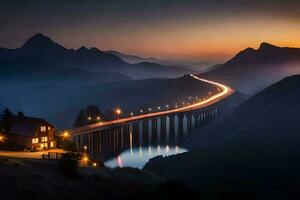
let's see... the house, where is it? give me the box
[7,113,56,151]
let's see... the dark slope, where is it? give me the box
[144,75,300,198]
[0,58,130,82]
[1,75,217,128]
[202,43,300,95]
[0,33,195,79]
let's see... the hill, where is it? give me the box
[144,75,300,199]
[1,75,217,128]
[202,43,300,95]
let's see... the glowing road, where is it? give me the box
[70,75,234,135]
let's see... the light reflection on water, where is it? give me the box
[74,110,216,169]
[104,145,187,169]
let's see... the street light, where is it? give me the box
[115,108,122,120]
[92,162,97,167]
[130,112,134,116]
[0,134,5,143]
[61,131,70,140]
[87,116,92,121]
[96,116,101,121]
[157,106,161,110]
[82,156,89,166]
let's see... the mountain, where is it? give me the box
[0,33,125,67]
[202,42,300,95]
[107,50,212,71]
[144,75,300,198]
[0,33,195,79]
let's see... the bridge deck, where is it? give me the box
[70,75,234,135]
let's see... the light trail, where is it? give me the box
[70,75,234,135]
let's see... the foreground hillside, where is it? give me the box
[144,75,300,199]
[0,157,202,200]
[0,157,157,200]
[202,43,300,95]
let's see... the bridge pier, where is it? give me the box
[71,104,223,163]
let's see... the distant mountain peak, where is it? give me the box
[258,42,279,50]
[77,46,89,51]
[21,33,63,50]
[90,47,103,53]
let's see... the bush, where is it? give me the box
[59,140,78,152]
[58,153,78,177]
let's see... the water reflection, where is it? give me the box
[105,145,187,169]
[73,110,217,168]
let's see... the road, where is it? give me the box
[0,149,65,159]
[70,74,234,135]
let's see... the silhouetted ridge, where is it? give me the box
[77,46,89,52]
[0,33,196,79]
[202,42,300,94]
[258,42,280,50]
[21,33,63,50]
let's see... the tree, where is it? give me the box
[59,140,78,152]
[73,109,85,128]
[0,108,14,132]
[84,105,102,118]
[73,105,102,128]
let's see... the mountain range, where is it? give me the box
[0,33,196,81]
[201,42,300,95]
[106,50,213,70]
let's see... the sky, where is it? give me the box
[1,0,300,61]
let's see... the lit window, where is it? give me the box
[44,143,48,148]
[48,126,51,131]
[50,141,55,148]
[40,143,44,148]
[40,126,46,132]
[41,137,48,142]
[32,138,39,144]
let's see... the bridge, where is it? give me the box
[70,75,234,160]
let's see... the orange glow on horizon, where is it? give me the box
[66,17,300,61]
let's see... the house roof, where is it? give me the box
[9,116,53,137]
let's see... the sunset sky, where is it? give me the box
[1,0,300,61]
